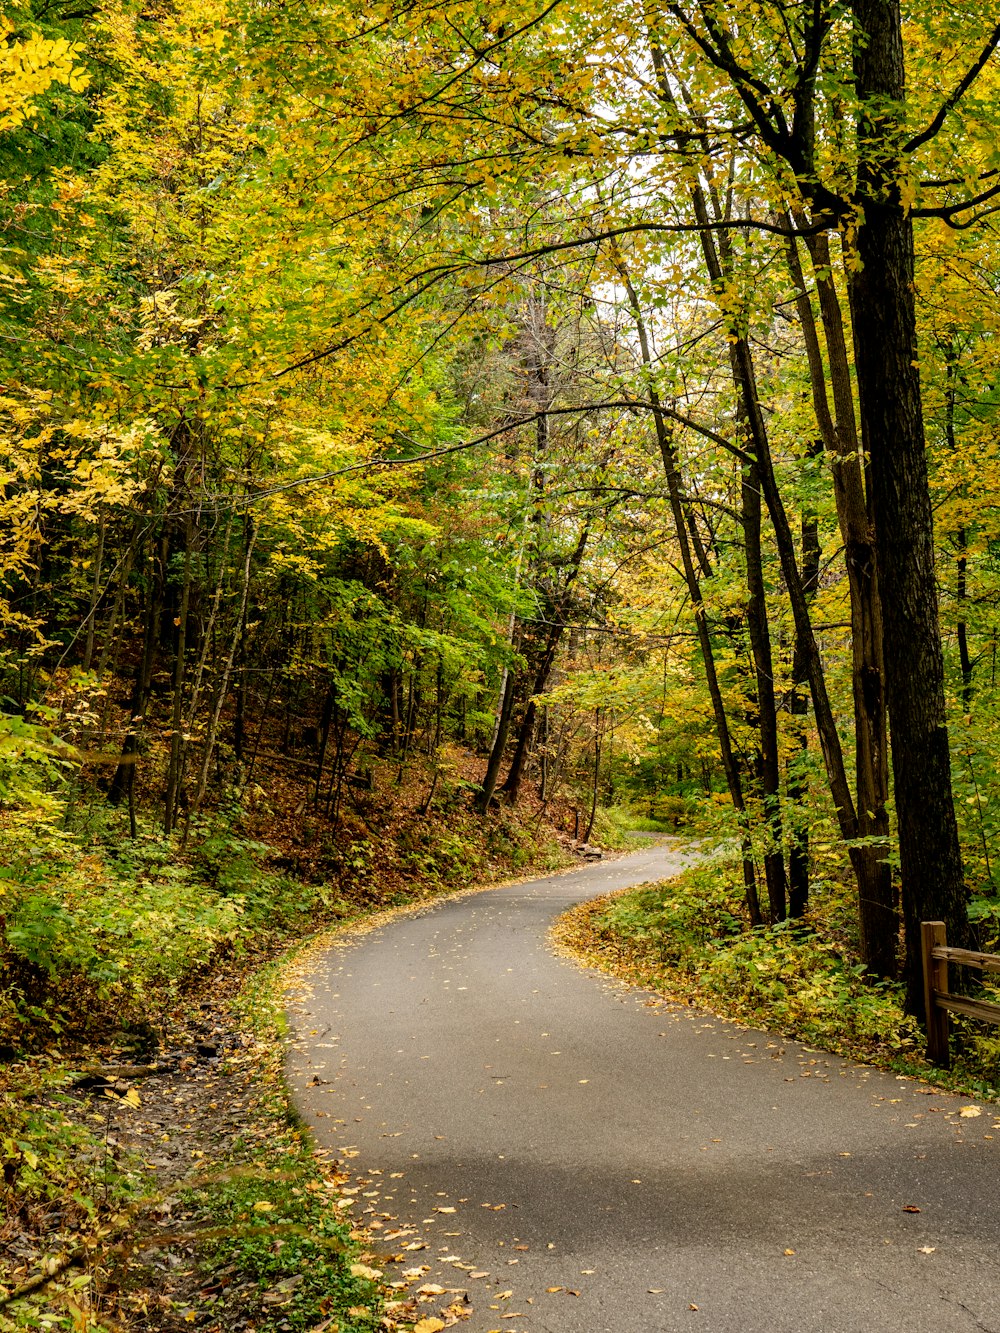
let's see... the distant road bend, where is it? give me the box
[287,842,1000,1333]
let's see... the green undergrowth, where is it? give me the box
[0,797,567,1054]
[585,804,686,850]
[1,793,569,1329]
[560,860,1000,1099]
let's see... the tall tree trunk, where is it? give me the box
[613,255,762,924]
[787,224,896,972]
[851,0,970,1011]
[81,513,106,674]
[943,344,974,709]
[190,520,257,820]
[742,450,787,922]
[501,520,590,803]
[788,505,821,920]
[478,671,516,812]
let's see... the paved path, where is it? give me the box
[286,843,1000,1332]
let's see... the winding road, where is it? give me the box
[286,841,1000,1332]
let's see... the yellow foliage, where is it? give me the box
[0,15,88,131]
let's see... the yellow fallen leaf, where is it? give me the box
[546,1286,564,1293]
[960,1106,982,1118]
[252,1201,274,1212]
[435,1206,456,1214]
[413,1320,446,1333]
[416,1284,446,1296]
[349,1263,383,1281]
[917,1246,936,1255]
[783,1249,796,1256]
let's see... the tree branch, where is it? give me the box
[904,22,1000,155]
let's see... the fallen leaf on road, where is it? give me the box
[416,1284,446,1296]
[902,1205,921,1213]
[783,1249,796,1256]
[435,1206,456,1214]
[413,1320,446,1333]
[960,1106,982,1118]
[917,1246,936,1255]
[689,1303,699,1311]
[546,1287,564,1293]
[648,1288,665,1294]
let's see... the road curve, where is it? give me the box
[286,842,1000,1333]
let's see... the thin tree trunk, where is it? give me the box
[787,224,895,970]
[500,521,590,803]
[613,254,762,925]
[583,710,601,843]
[478,671,516,812]
[163,517,193,834]
[82,513,106,674]
[742,450,787,922]
[190,521,257,820]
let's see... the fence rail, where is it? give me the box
[921,921,1000,1066]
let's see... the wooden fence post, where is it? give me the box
[921,920,950,1068]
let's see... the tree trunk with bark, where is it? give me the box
[850,0,971,1010]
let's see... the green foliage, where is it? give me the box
[0,819,328,1049]
[188,1161,377,1333]
[0,713,76,821]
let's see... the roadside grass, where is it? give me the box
[586,804,686,849]
[554,858,1000,1101]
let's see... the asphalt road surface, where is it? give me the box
[286,842,1000,1332]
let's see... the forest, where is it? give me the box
[3,1,1000,1328]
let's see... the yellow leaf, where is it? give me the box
[349,1263,383,1281]
[413,1320,446,1333]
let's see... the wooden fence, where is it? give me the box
[920,921,1000,1066]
